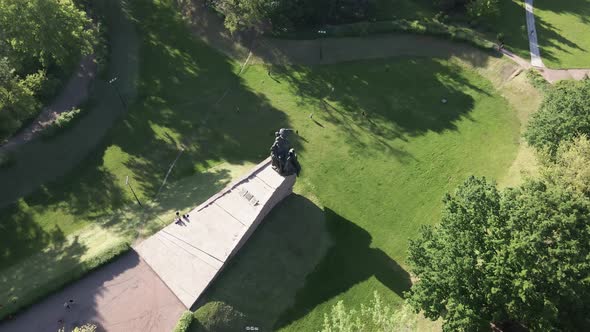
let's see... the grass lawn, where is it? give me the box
[533,0,590,68]
[190,56,524,330]
[0,0,531,328]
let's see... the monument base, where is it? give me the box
[134,158,295,308]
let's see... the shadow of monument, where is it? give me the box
[274,207,411,329]
[191,196,410,331]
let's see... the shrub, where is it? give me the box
[321,292,417,332]
[525,69,549,91]
[41,107,82,139]
[173,310,193,332]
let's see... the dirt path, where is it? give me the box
[0,252,184,332]
[0,55,97,152]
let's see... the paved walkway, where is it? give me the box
[523,0,590,81]
[0,252,184,332]
[136,158,295,308]
[0,55,97,152]
[525,0,545,67]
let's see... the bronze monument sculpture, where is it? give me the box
[270,128,301,176]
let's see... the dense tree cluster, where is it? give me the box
[525,78,590,156]
[0,0,95,141]
[212,0,370,32]
[407,136,590,331]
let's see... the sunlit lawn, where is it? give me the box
[534,0,590,68]
[1,0,523,329]
[192,57,520,330]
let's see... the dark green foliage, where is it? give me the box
[213,0,371,32]
[525,78,590,156]
[0,57,45,142]
[0,0,96,141]
[408,176,590,331]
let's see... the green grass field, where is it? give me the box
[533,0,590,68]
[0,0,531,328]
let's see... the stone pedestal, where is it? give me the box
[135,158,295,308]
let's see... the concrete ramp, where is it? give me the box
[135,158,296,308]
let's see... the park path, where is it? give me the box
[0,252,184,332]
[180,0,587,84]
[525,0,545,67]
[0,55,97,152]
[523,0,590,82]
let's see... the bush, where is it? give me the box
[41,107,82,139]
[525,78,590,156]
[192,301,247,332]
[279,18,495,51]
[173,311,194,332]
[321,292,417,332]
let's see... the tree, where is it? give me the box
[466,0,499,19]
[540,134,590,197]
[0,57,45,141]
[407,176,590,331]
[525,79,590,156]
[0,0,95,69]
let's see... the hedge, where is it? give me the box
[173,310,194,332]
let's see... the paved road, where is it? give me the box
[525,0,545,67]
[0,252,184,332]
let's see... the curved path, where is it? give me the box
[0,0,139,207]
[0,56,97,152]
[0,252,184,332]
[524,0,590,82]
[0,1,571,332]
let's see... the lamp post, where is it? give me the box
[109,77,127,110]
[125,175,142,207]
[318,30,327,61]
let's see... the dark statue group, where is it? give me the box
[270,128,301,176]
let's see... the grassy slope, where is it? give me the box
[534,0,590,68]
[191,56,522,331]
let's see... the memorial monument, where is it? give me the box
[270,128,301,176]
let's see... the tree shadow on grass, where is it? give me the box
[191,196,410,331]
[104,0,293,197]
[534,0,590,25]
[268,58,479,161]
[274,207,411,329]
[0,0,294,318]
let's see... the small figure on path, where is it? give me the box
[183,213,190,221]
[175,211,180,221]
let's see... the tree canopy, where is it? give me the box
[0,0,95,141]
[0,0,95,69]
[525,78,590,156]
[407,176,590,331]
